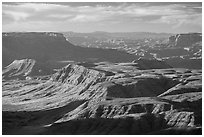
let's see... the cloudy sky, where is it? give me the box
[2,2,202,33]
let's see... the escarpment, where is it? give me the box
[169,33,202,47]
[2,61,202,135]
[2,32,137,67]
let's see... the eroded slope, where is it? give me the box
[2,62,202,135]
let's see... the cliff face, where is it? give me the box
[3,32,202,70]
[169,33,202,47]
[2,32,137,67]
[2,32,70,66]
[3,59,36,79]
[2,62,202,134]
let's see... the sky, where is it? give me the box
[2,2,202,33]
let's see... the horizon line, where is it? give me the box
[2,31,202,34]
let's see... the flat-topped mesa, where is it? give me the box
[51,64,106,84]
[3,32,66,39]
[169,33,202,47]
[3,59,36,79]
[3,32,137,66]
[2,32,75,66]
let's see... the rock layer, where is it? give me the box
[2,59,54,80]
[169,33,202,47]
[2,62,202,135]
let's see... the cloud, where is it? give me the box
[149,12,201,28]
[2,2,202,32]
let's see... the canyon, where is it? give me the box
[2,32,202,135]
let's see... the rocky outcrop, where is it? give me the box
[158,72,202,97]
[51,64,106,84]
[46,94,201,135]
[2,59,54,80]
[2,62,202,135]
[3,59,36,79]
[169,33,202,47]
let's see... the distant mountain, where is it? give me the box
[63,31,172,45]
[64,31,173,39]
